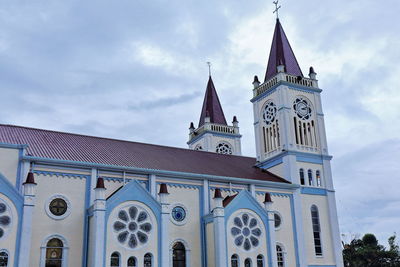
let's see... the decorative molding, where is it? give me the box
[301,187,327,196]
[33,170,88,180]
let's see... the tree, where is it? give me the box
[342,233,400,267]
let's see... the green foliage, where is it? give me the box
[343,233,400,267]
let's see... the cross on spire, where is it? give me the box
[207,61,212,76]
[273,0,281,19]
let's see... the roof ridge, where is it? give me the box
[0,123,257,160]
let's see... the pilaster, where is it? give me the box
[159,184,170,267]
[264,197,278,267]
[213,189,227,267]
[292,190,308,267]
[91,178,106,267]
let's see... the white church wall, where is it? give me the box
[87,216,94,267]
[267,163,283,177]
[0,193,18,267]
[106,200,158,267]
[0,147,20,186]
[104,179,124,199]
[301,194,335,266]
[29,173,86,266]
[206,222,215,267]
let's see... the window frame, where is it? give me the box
[276,243,285,267]
[311,205,323,257]
[231,254,239,267]
[299,168,305,185]
[256,254,264,267]
[39,234,69,267]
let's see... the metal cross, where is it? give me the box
[206,61,212,76]
[273,0,281,19]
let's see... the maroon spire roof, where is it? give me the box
[264,19,303,81]
[198,76,227,127]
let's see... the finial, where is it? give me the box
[95,177,105,189]
[206,61,212,77]
[273,0,281,19]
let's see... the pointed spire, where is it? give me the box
[265,19,303,81]
[198,76,227,127]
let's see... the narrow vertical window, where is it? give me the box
[127,257,137,267]
[45,238,63,267]
[173,242,186,267]
[277,245,284,267]
[316,170,321,187]
[231,254,239,267]
[311,205,323,256]
[0,252,8,267]
[244,258,252,267]
[257,255,264,267]
[110,252,120,267]
[144,253,152,267]
[308,169,313,186]
[299,169,305,185]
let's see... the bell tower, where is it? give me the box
[188,75,242,155]
[251,18,329,185]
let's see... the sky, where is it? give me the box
[1,0,399,246]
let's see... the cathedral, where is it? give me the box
[0,17,343,267]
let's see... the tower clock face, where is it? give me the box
[263,101,277,125]
[293,98,312,120]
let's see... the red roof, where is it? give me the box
[265,19,303,81]
[198,76,227,127]
[0,124,289,183]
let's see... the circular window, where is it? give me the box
[274,213,282,229]
[45,195,71,220]
[230,213,262,251]
[172,206,186,222]
[263,101,277,125]
[113,205,153,249]
[216,142,233,155]
[0,201,12,240]
[293,97,312,120]
[49,199,67,216]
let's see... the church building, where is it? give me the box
[0,18,343,267]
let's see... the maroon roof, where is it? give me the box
[0,124,289,183]
[198,76,227,127]
[265,19,303,81]
[223,194,238,207]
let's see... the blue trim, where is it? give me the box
[15,148,24,193]
[250,81,322,103]
[81,174,91,267]
[0,173,24,267]
[290,194,300,267]
[0,143,28,149]
[33,170,88,179]
[199,186,206,267]
[224,190,273,267]
[203,214,213,224]
[256,150,332,169]
[22,156,298,190]
[259,157,283,169]
[187,131,241,145]
[156,181,201,190]
[104,180,162,267]
[301,187,327,196]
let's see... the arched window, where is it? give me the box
[299,169,305,185]
[173,242,186,267]
[307,169,313,186]
[316,170,321,187]
[231,254,239,267]
[311,205,322,256]
[277,245,284,267]
[144,253,152,267]
[110,252,120,267]
[257,255,264,267]
[45,238,64,267]
[127,257,137,267]
[244,258,252,267]
[0,251,8,267]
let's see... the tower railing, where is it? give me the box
[189,123,239,141]
[254,73,317,98]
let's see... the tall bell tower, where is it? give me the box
[188,75,242,155]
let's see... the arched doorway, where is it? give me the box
[172,242,186,267]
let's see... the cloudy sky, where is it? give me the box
[1,0,399,245]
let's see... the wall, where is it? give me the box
[0,147,20,187]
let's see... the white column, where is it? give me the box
[89,168,97,205]
[264,200,278,267]
[213,190,227,267]
[91,180,106,267]
[159,186,170,267]
[249,184,256,197]
[18,176,36,267]
[327,191,344,267]
[292,190,308,267]
[149,174,157,198]
[203,180,210,214]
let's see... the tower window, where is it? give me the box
[277,245,285,267]
[127,257,137,267]
[308,169,313,186]
[257,255,264,267]
[316,170,321,187]
[299,169,305,185]
[216,142,233,155]
[244,258,252,267]
[0,251,8,267]
[144,253,152,267]
[172,242,186,267]
[110,252,120,267]
[311,205,323,256]
[231,254,239,267]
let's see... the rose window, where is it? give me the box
[230,213,262,251]
[0,201,11,239]
[113,205,152,249]
[263,101,277,125]
[216,142,232,155]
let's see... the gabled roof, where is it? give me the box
[198,76,227,127]
[0,124,289,183]
[264,19,303,81]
